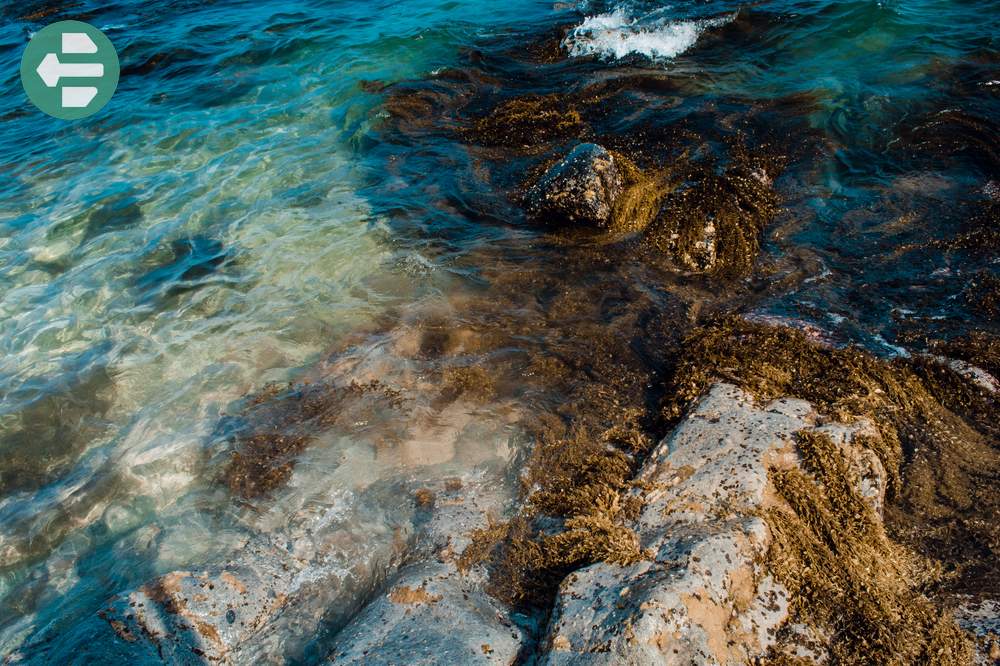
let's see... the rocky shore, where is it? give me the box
[98,316,999,664]
[93,11,1000,664]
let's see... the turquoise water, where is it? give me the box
[0,0,997,661]
[0,0,558,659]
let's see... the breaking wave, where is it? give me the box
[563,6,733,62]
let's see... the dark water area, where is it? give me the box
[333,0,1000,645]
[365,0,1000,357]
[0,0,998,661]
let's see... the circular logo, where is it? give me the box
[20,21,120,120]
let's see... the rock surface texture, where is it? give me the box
[98,472,523,665]
[100,516,411,664]
[327,479,527,664]
[526,143,624,229]
[541,383,886,665]
[97,382,989,664]
[954,597,1000,665]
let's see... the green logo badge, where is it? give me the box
[20,21,120,120]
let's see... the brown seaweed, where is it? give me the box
[222,380,405,499]
[665,316,1000,600]
[764,431,973,664]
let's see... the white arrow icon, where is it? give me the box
[62,87,99,107]
[62,33,98,54]
[36,53,104,88]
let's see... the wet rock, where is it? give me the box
[526,144,624,229]
[644,155,779,276]
[100,448,520,664]
[327,560,521,665]
[985,180,1000,201]
[953,597,1000,666]
[939,356,1000,394]
[676,217,718,271]
[220,379,406,499]
[541,383,886,665]
[669,315,1000,621]
[328,474,526,664]
[103,562,288,664]
[100,503,414,663]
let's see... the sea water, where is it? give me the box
[0,0,997,661]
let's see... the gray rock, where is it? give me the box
[96,379,896,665]
[953,596,1000,666]
[98,473,525,665]
[100,517,411,664]
[526,143,624,228]
[326,561,522,665]
[328,474,527,664]
[95,321,527,664]
[541,383,885,665]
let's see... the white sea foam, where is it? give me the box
[563,6,732,62]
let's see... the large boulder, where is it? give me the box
[541,383,886,665]
[526,143,625,228]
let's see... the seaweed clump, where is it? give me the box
[643,145,782,276]
[435,365,497,406]
[457,408,652,605]
[764,431,973,664]
[222,380,405,498]
[666,315,1000,604]
[469,94,585,149]
[452,262,679,607]
[606,151,675,235]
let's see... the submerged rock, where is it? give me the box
[100,514,413,663]
[526,143,625,229]
[135,236,229,302]
[471,94,584,148]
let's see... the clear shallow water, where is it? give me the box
[0,0,558,659]
[0,0,997,661]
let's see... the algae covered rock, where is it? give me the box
[526,143,625,229]
[541,383,886,665]
[471,94,584,148]
[643,156,779,277]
